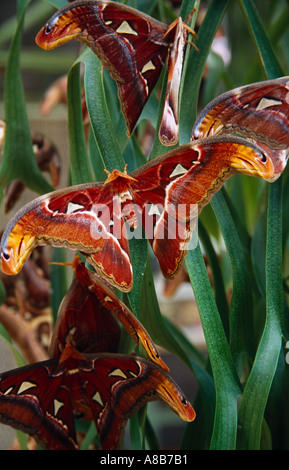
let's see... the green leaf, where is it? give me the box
[185,245,241,449]
[144,416,160,450]
[0,279,6,305]
[127,237,148,316]
[251,211,267,297]
[239,0,284,79]
[79,422,99,450]
[138,254,193,369]
[211,190,254,369]
[198,221,230,339]
[50,248,68,324]
[179,0,230,143]
[67,59,94,185]
[82,48,125,172]
[0,0,53,202]
[130,409,147,450]
[42,0,67,8]
[235,1,286,450]
[237,178,284,449]
[16,430,29,451]
[181,359,216,450]
[0,324,26,368]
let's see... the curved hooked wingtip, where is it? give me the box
[0,230,36,276]
[35,8,83,50]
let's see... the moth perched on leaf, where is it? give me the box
[35,0,197,146]
[0,257,195,449]
[0,344,196,450]
[0,135,281,291]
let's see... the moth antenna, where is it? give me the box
[103,164,136,186]
[49,261,73,266]
[183,7,198,51]
[50,255,82,271]
[163,17,198,51]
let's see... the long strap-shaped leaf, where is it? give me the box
[237,177,284,449]
[198,221,230,338]
[236,0,285,449]
[211,193,254,370]
[82,48,125,173]
[239,0,284,78]
[179,0,231,143]
[0,0,52,203]
[176,0,243,450]
[67,60,93,185]
[139,252,194,369]
[186,247,242,449]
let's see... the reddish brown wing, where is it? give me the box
[0,356,78,450]
[81,351,195,450]
[0,345,195,450]
[128,136,275,279]
[192,77,289,173]
[35,0,171,136]
[0,181,133,291]
[192,77,289,147]
[49,259,121,357]
[50,256,168,371]
[0,136,276,286]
